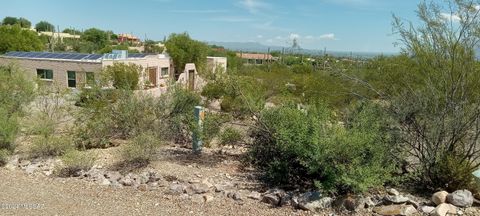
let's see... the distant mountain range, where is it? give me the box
[207,41,397,59]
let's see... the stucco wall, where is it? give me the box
[0,57,102,88]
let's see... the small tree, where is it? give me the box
[104,63,141,90]
[0,25,44,53]
[82,28,109,51]
[165,33,209,76]
[35,21,54,32]
[2,17,18,25]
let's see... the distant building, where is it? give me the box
[236,52,276,65]
[117,33,140,44]
[38,31,81,42]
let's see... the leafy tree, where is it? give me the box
[104,63,141,90]
[62,28,82,35]
[165,32,209,75]
[0,25,44,53]
[388,0,480,191]
[35,21,55,32]
[82,28,108,51]
[144,40,164,54]
[17,18,31,28]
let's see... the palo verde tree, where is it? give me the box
[391,0,480,191]
[0,25,44,53]
[165,32,209,76]
[35,21,55,32]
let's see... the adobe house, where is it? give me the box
[236,52,276,65]
[0,51,227,92]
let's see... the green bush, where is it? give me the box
[220,127,242,146]
[29,136,74,158]
[202,112,229,147]
[201,82,225,101]
[104,63,141,90]
[250,102,396,194]
[122,132,162,164]
[58,150,96,177]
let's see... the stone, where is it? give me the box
[342,197,359,211]
[432,191,449,206]
[301,197,333,212]
[119,176,134,186]
[213,183,233,193]
[148,171,162,183]
[231,192,242,201]
[262,194,280,206]
[190,183,210,194]
[373,204,417,216]
[247,191,262,200]
[419,205,435,214]
[104,171,122,182]
[203,195,214,203]
[25,164,38,174]
[137,184,148,191]
[363,197,377,208]
[100,178,111,186]
[5,163,16,171]
[384,195,410,204]
[431,203,457,216]
[191,194,204,203]
[387,188,400,196]
[446,190,473,207]
[169,183,186,195]
[292,191,322,210]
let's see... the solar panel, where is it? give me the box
[128,53,147,58]
[17,52,31,57]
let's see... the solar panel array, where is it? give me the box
[128,53,148,58]
[4,51,104,61]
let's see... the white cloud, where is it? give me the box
[238,0,269,13]
[440,12,461,22]
[257,35,264,38]
[475,5,480,11]
[209,16,253,22]
[319,33,337,40]
[170,9,228,14]
[289,33,300,40]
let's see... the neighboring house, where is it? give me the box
[207,56,227,73]
[118,33,140,44]
[236,52,276,65]
[0,51,171,89]
[0,51,228,92]
[38,32,81,42]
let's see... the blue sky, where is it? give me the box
[1,0,428,53]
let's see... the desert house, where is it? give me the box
[236,52,276,65]
[0,50,226,91]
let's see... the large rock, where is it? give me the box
[419,205,436,214]
[261,189,291,207]
[190,183,210,194]
[262,194,280,206]
[387,188,400,196]
[373,204,417,216]
[446,190,473,207]
[431,203,457,216]
[384,195,410,204]
[169,183,187,195]
[247,191,262,200]
[432,191,449,205]
[301,197,334,212]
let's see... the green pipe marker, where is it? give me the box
[193,106,205,154]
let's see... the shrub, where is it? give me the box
[122,132,162,164]
[104,63,141,90]
[220,127,242,146]
[201,82,225,101]
[29,136,73,158]
[58,150,96,177]
[250,102,396,194]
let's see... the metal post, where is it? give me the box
[193,106,205,154]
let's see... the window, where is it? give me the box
[67,71,76,88]
[86,72,95,86]
[161,67,169,77]
[37,69,53,80]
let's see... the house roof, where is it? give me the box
[236,52,273,60]
[2,51,148,62]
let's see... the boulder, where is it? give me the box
[432,191,449,206]
[104,171,122,182]
[119,176,134,186]
[431,203,457,216]
[262,189,291,206]
[190,183,210,194]
[446,190,473,207]
[247,191,262,200]
[300,197,333,212]
[169,183,186,195]
[262,194,280,206]
[419,205,436,214]
[387,188,400,196]
[373,204,417,216]
[384,195,410,204]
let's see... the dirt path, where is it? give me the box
[0,169,310,216]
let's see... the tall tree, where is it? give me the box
[35,21,55,32]
[0,25,44,53]
[17,18,31,28]
[165,32,209,75]
[82,28,108,51]
[2,17,18,25]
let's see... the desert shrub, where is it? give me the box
[29,136,74,158]
[201,82,225,101]
[220,127,242,146]
[58,150,96,177]
[0,149,9,166]
[122,132,162,164]
[202,112,230,147]
[250,102,396,194]
[220,76,265,117]
[104,63,141,90]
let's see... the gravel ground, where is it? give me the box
[0,169,311,216]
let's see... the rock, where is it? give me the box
[137,184,148,191]
[263,189,291,206]
[5,163,16,171]
[25,164,38,174]
[432,191,449,205]
[446,190,473,207]
[119,176,134,186]
[301,197,333,212]
[342,196,360,211]
[100,178,111,186]
[191,194,204,203]
[419,205,436,214]
[363,197,377,208]
[262,194,280,206]
[387,188,400,196]
[292,191,322,209]
[384,195,410,204]
[213,183,233,193]
[147,171,162,183]
[231,192,242,201]
[169,183,186,194]
[373,204,417,216]
[431,203,457,216]
[247,191,262,200]
[203,195,214,203]
[190,183,210,194]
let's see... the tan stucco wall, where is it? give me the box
[207,57,227,73]
[0,57,102,88]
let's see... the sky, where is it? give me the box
[0,0,434,53]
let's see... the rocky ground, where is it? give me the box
[2,144,480,216]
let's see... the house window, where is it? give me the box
[86,72,95,86]
[161,67,169,77]
[67,71,76,88]
[37,69,53,80]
